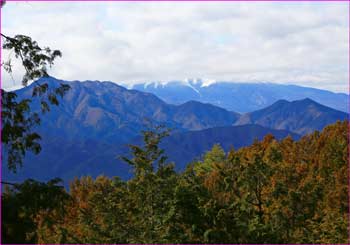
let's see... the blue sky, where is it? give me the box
[1,1,349,92]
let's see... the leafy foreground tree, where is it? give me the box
[2,121,349,243]
[1,6,71,243]
[1,178,69,244]
[34,125,179,244]
[1,31,70,172]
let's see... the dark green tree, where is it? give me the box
[1,178,69,243]
[121,125,178,243]
[1,31,70,172]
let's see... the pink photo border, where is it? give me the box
[0,0,349,244]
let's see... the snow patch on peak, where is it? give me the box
[184,78,203,86]
[143,81,168,89]
[183,78,217,87]
[144,81,155,89]
[126,78,216,91]
[181,78,203,96]
[126,83,134,89]
[200,79,217,87]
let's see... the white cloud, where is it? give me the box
[1,1,349,92]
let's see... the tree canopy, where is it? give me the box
[3,120,348,244]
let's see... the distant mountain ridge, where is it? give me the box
[15,77,239,144]
[235,98,348,134]
[16,77,346,138]
[131,79,348,113]
[3,76,348,185]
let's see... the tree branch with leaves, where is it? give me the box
[1,16,70,172]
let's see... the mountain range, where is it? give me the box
[15,78,239,144]
[235,98,348,135]
[2,77,348,185]
[132,79,349,113]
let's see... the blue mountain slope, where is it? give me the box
[3,125,299,186]
[14,77,240,144]
[235,98,348,134]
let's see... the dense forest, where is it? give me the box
[2,120,349,244]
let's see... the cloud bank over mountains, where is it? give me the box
[2,2,349,92]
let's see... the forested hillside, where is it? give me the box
[3,124,299,184]
[2,120,348,244]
